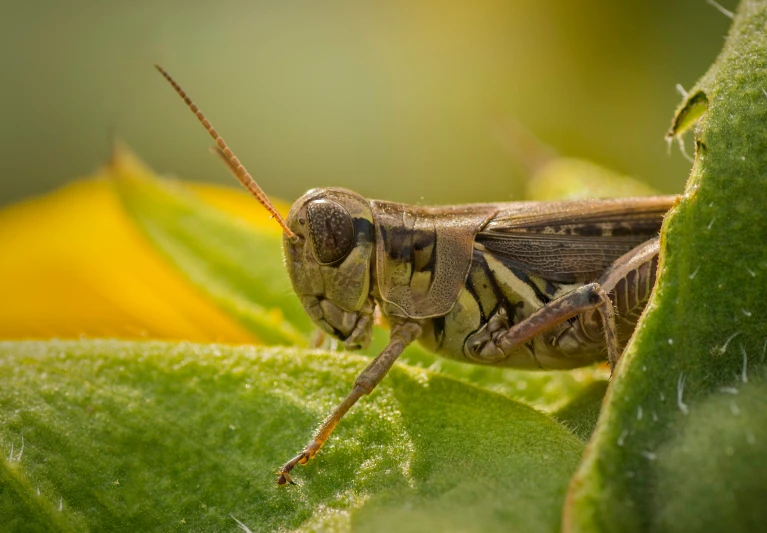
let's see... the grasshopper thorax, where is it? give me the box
[284,188,376,349]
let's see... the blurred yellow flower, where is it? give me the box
[0,149,289,343]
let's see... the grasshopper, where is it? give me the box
[155,66,675,485]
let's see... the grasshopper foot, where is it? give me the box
[276,450,312,486]
[276,471,295,486]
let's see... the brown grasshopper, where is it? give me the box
[155,66,675,485]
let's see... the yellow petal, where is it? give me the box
[0,176,257,343]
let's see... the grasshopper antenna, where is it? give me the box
[154,64,298,241]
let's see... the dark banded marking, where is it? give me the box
[381,225,413,261]
[573,224,602,237]
[413,223,437,269]
[411,221,437,286]
[472,251,506,306]
[380,215,440,292]
[352,217,374,245]
[464,273,486,322]
[467,257,506,324]
[433,315,446,350]
[478,244,552,306]
[544,280,559,297]
[510,267,551,306]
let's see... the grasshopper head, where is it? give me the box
[284,188,376,349]
[152,66,376,349]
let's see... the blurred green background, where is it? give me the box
[0,0,732,207]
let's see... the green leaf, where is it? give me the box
[112,167,310,346]
[552,381,609,442]
[565,2,767,531]
[0,340,584,532]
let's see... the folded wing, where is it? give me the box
[475,196,676,283]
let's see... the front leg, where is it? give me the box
[465,282,619,368]
[277,320,422,485]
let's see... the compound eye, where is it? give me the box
[307,199,354,264]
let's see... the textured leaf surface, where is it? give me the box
[0,340,584,532]
[565,2,767,531]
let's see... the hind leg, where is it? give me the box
[465,282,619,367]
[466,238,661,371]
